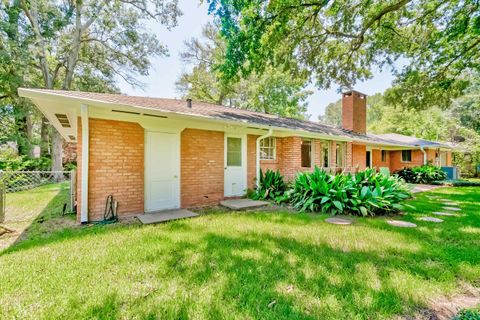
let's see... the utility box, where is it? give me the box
[441,166,460,180]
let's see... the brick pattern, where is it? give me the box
[389,149,425,172]
[351,144,366,171]
[372,149,390,168]
[247,135,257,190]
[342,91,367,134]
[77,118,144,221]
[181,128,224,207]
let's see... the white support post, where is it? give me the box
[80,104,89,223]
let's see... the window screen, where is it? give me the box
[401,150,412,162]
[260,137,276,160]
[227,137,242,166]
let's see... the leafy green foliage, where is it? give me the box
[395,165,447,184]
[176,23,311,118]
[430,179,480,187]
[251,169,287,202]
[207,0,480,108]
[286,167,411,216]
[0,155,51,171]
[452,308,480,320]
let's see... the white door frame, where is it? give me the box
[224,133,247,197]
[144,131,181,212]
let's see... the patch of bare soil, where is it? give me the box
[401,284,480,320]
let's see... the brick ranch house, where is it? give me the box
[18,89,452,223]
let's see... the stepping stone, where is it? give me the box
[136,209,198,224]
[387,220,417,228]
[220,199,269,210]
[443,207,461,211]
[438,198,451,201]
[426,196,438,199]
[432,211,459,217]
[418,216,444,223]
[325,217,352,225]
[442,202,459,206]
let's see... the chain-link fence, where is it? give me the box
[0,171,76,222]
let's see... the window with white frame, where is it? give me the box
[321,141,330,167]
[301,139,312,167]
[260,137,276,160]
[401,150,412,162]
[336,142,346,167]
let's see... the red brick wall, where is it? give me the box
[372,149,390,168]
[342,91,367,134]
[247,135,257,190]
[77,118,144,221]
[181,128,224,207]
[352,144,366,170]
[389,149,424,172]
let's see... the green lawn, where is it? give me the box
[0,187,479,319]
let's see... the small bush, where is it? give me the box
[0,155,52,171]
[251,169,287,202]
[452,308,480,320]
[395,165,447,184]
[286,167,411,216]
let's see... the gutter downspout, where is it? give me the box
[419,146,427,165]
[80,104,89,224]
[256,129,273,188]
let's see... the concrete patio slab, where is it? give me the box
[387,220,417,228]
[136,209,198,225]
[220,199,269,210]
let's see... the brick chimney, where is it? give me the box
[342,90,367,134]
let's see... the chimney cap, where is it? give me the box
[186,98,192,108]
[342,90,368,98]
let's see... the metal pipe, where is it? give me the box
[420,146,427,165]
[256,129,273,188]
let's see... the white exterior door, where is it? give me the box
[145,132,180,212]
[224,134,247,197]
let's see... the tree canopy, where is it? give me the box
[176,23,311,118]
[207,0,480,109]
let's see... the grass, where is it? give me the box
[0,183,74,250]
[0,187,479,319]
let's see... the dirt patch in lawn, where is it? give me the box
[401,284,480,320]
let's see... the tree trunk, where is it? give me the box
[51,129,64,181]
[40,116,50,156]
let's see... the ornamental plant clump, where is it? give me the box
[286,168,412,216]
[254,168,412,216]
[395,165,447,184]
[252,169,287,202]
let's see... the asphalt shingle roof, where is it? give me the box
[20,89,449,148]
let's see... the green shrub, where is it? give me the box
[0,155,52,171]
[252,169,287,202]
[395,165,447,184]
[286,167,411,216]
[452,308,480,320]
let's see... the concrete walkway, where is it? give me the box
[410,184,443,193]
[136,209,198,225]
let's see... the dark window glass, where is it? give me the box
[401,150,412,162]
[322,143,329,167]
[381,150,387,162]
[301,140,311,168]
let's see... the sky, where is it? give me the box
[117,1,396,120]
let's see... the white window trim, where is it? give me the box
[301,139,312,168]
[321,141,330,168]
[336,142,346,167]
[259,136,276,160]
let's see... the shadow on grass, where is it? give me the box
[1,183,76,252]
[1,187,479,318]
